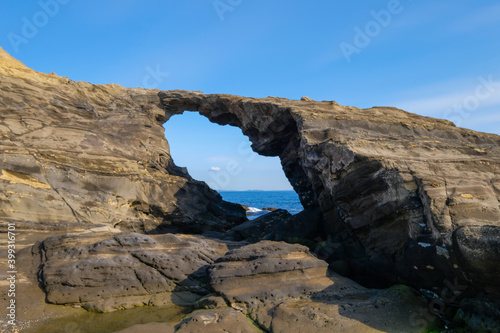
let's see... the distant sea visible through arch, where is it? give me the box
[218,190,303,220]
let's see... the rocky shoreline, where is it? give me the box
[1,47,499,332]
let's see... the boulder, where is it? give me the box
[452,225,500,296]
[209,241,332,306]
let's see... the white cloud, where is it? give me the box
[210,166,221,171]
[390,75,500,117]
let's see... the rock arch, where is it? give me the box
[1,43,499,298]
[158,90,500,294]
[159,90,316,209]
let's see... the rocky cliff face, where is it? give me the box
[1,47,499,332]
[0,48,245,234]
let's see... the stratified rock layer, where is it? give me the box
[1,46,499,321]
[159,90,500,296]
[207,241,434,332]
[36,232,433,332]
[0,48,245,234]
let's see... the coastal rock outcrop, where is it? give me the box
[0,47,245,234]
[206,241,434,332]
[35,232,232,311]
[1,47,499,331]
[36,233,434,332]
[159,90,500,298]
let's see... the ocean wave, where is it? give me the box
[246,207,263,213]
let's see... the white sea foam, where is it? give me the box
[246,207,263,213]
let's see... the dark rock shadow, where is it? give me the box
[305,273,440,332]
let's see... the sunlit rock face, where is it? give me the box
[1,46,499,301]
[0,47,246,235]
[159,90,500,296]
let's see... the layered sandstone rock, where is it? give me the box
[159,90,500,297]
[0,47,245,234]
[207,241,433,332]
[1,47,499,331]
[35,233,434,332]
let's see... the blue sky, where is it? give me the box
[1,1,499,190]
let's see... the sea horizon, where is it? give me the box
[218,190,303,219]
[217,189,296,192]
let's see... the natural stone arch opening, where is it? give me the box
[158,90,318,210]
[163,110,302,217]
[158,90,332,268]
[156,90,428,289]
[156,89,500,296]
[163,111,291,191]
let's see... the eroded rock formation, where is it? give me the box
[35,232,231,312]
[159,90,500,297]
[0,48,245,234]
[1,47,499,332]
[37,231,433,332]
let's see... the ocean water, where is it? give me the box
[218,190,303,219]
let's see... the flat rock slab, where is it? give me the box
[36,232,230,312]
[114,308,261,333]
[175,308,262,333]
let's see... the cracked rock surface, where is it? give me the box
[35,232,231,312]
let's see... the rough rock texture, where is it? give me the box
[224,209,292,242]
[452,226,500,295]
[225,208,325,245]
[35,235,434,332]
[159,90,500,297]
[0,47,245,234]
[194,295,228,309]
[207,241,434,332]
[35,232,231,311]
[1,47,499,331]
[209,241,333,305]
